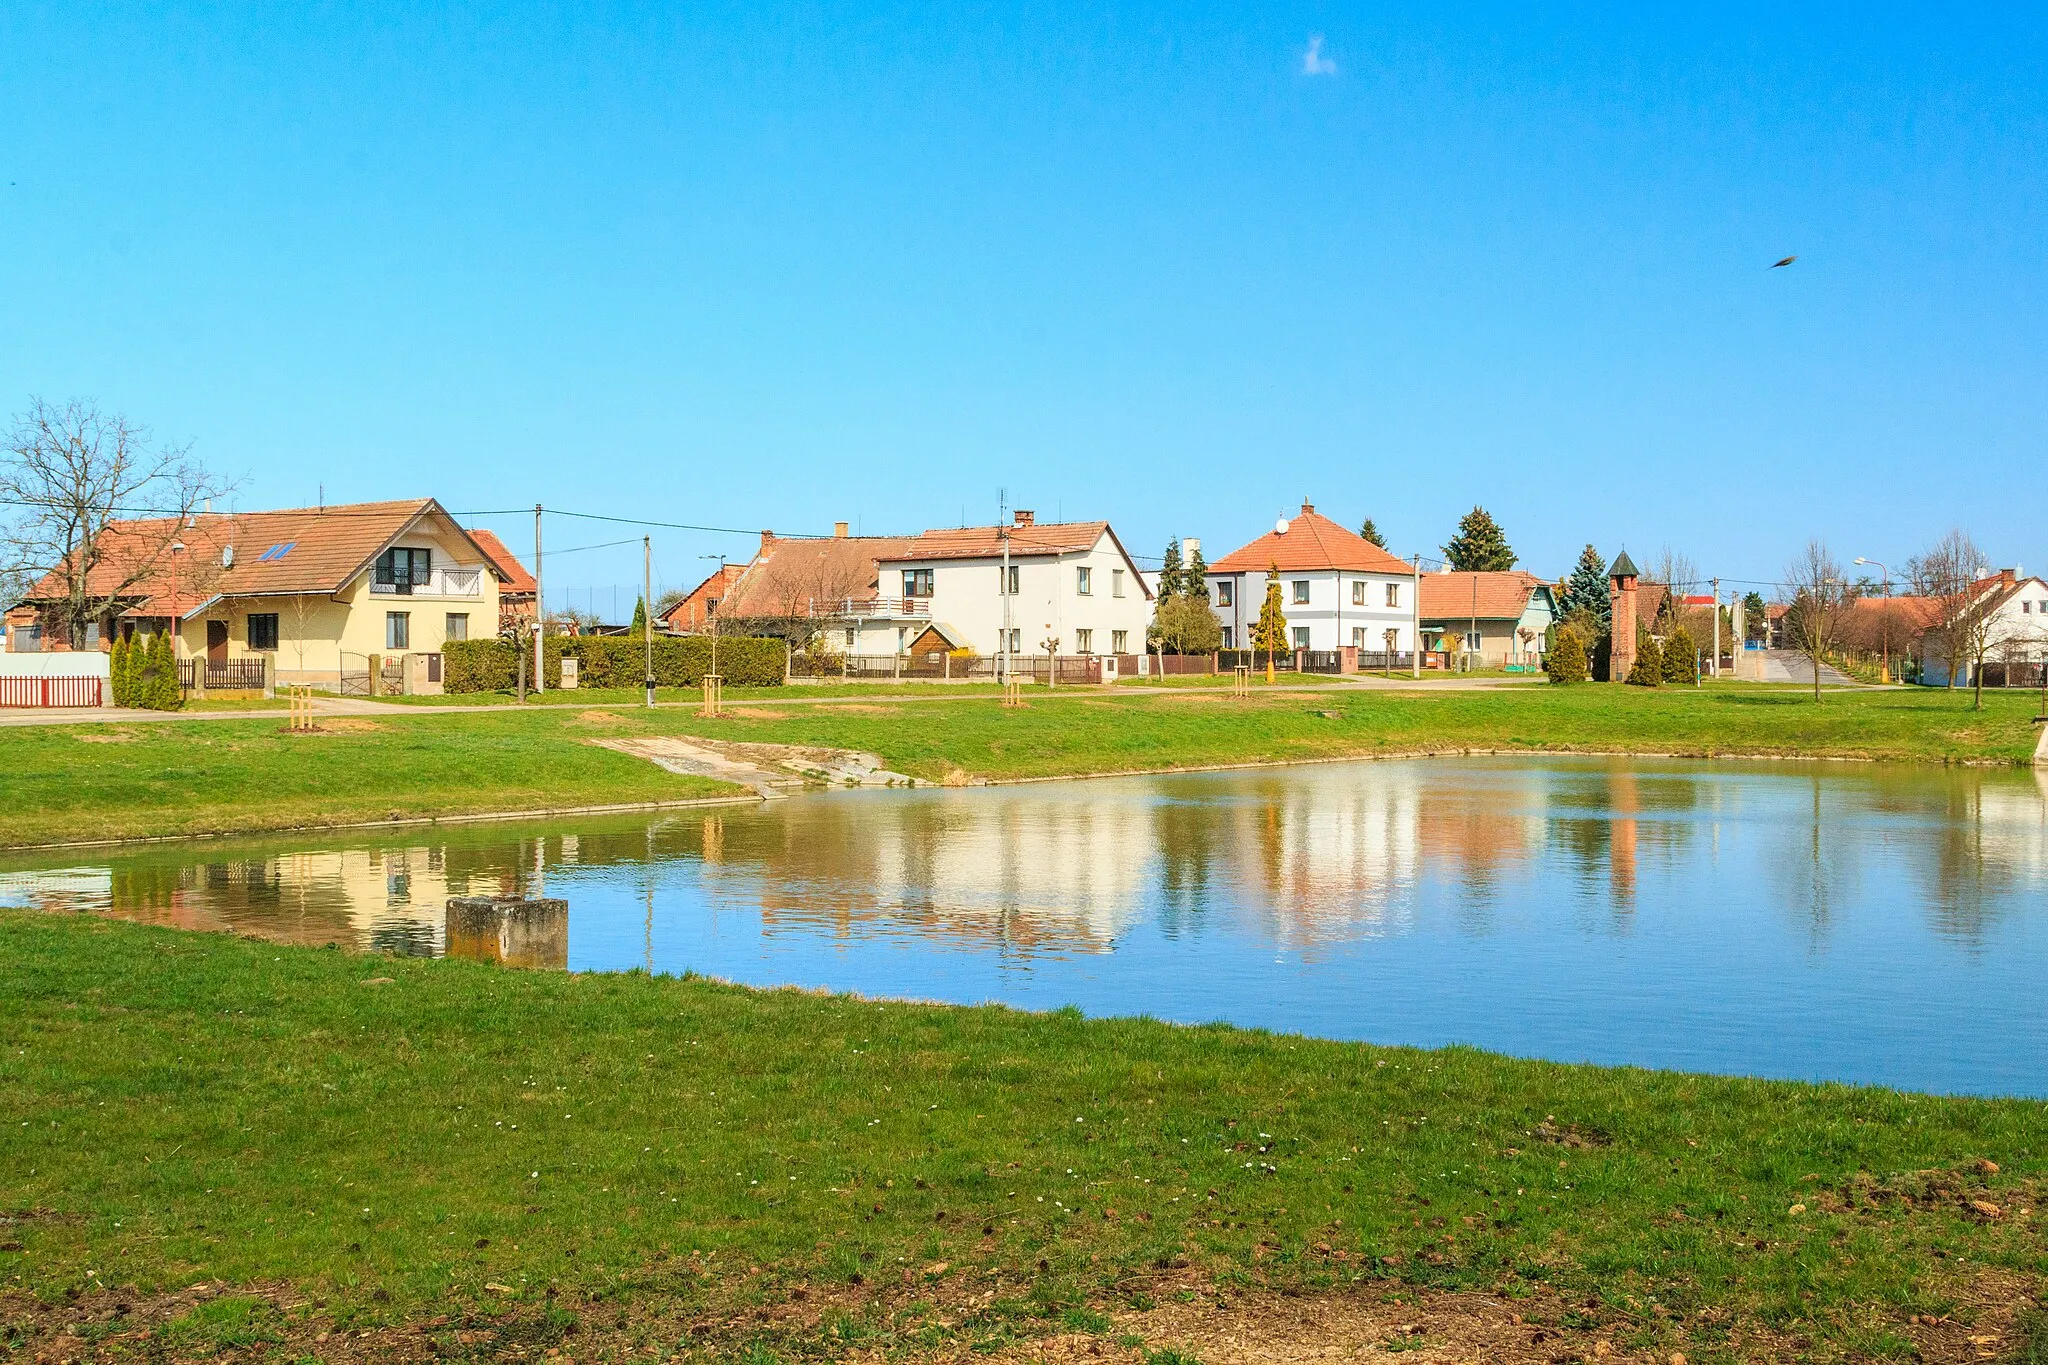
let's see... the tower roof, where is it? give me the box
[1607,549,1639,580]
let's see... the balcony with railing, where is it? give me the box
[370,567,485,599]
[799,595,931,619]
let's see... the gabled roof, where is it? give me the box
[20,499,501,619]
[1210,505,1412,576]
[1418,571,1552,621]
[467,528,536,595]
[886,521,1111,562]
[659,563,748,628]
[717,534,920,620]
[1607,550,1639,580]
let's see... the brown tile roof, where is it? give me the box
[20,499,499,619]
[1418,571,1550,621]
[716,534,920,620]
[467,527,536,595]
[888,521,1111,562]
[1210,505,1413,576]
[659,563,748,630]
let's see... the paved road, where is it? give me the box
[1757,649,1858,687]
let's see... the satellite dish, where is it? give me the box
[221,545,235,568]
[1275,518,1290,535]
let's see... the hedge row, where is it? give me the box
[441,635,786,692]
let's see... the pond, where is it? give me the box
[4,757,2045,1097]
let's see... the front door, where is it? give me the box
[206,620,228,664]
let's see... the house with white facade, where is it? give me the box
[715,513,1154,660]
[1911,568,2048,685]
[1207,503,1418,657]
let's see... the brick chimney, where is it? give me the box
[1014,510,1035,527]
[759,530,777,557]
[834,521,849,539]
[1608,550,1639,683]
[1300,500,1315,516]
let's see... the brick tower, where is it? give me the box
[1607,550,1639,682]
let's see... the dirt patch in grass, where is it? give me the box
[73,730,138,743]
[312,717,383,734]
[9,1268,2032,1365]
[723,707,792,720]
[828,703,903,715]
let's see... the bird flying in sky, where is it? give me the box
[1771,255,1797,268]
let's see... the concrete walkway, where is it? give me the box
[1758,650,1859,687]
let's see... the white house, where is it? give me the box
[1207,502,1419,655]
[715,513,1154,659]
[1913,568,2048,685]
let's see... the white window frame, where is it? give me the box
[1291,626,1310,649]
[1386,583,1400,608]
[1076,566,1093,596]
[1352,580,1366,606]
[1216,580,1234,608]
[1075,628,1094,654]
[1112,568,1125,598]
[1111,629,1128,653]
[386,611,410,650]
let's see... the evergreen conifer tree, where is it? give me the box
[1743,591,1768,642]
[630,597,647,634]
[108,635,129,707]
[152,634,184,710]
[1251,566,1289,681]
[1626,627,1663,687]
[1158,539,1184,602]
[1559,544,1612,631]
[1358,519,1387,549]
[1183,544,1208,605]
[1544,623,1589,684]
[1662,624,1698,684]
[1442,507,1517,572]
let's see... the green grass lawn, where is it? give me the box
[0,911,2039,1360]
[0,684,2039,848]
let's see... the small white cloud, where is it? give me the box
[1302,35,1337,76]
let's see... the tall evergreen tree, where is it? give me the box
[1157,539,1184,601]
[1442,506,1517,571]
[108,634,130,707]
[630,596,647,634]
[1559,544,1612,631]
[1358,518,1387,549]
[1743,591,1769,642]
[1183,543,1208,604]
[1250,566,1289,680]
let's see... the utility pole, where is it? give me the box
[1000,491,1012,685]
[1711,576,1720,679]
[643,536,655,708]
[533,504,545,695]
[1469,572,1478,674]
[1410,554,1421,678]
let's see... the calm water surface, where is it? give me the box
[5,757,2045,1097]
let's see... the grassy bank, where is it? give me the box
[0,911,2040,1361]
[0,684,2039,847]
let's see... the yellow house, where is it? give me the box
[14,499,506,694]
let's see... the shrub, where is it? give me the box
[440,635,787,693]
[1544,624,1589,684]
[109,635,131,707]
[1625,628,1663,687]
[1662,624,1698,684]
[133,633,182,711]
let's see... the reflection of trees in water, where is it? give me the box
[367,918,438,957]
[1898,773,2047,948]
[1152,795,1218,936]
[1539,764,1705,925]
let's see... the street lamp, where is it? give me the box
[1853,557,1892,683]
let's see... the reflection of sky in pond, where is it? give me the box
[3,757,2045,1097]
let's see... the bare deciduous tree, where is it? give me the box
[1782,540,1850,703]
[1,398,228,646]
[1906,528,2005,706]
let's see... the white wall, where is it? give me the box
[1207,569,1417,652]
[0,651,111,679]
[875,529,1154,656]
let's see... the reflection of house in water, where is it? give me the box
[731,792,1158,955]
[0,866,114,912]
[1237,770,1423,950]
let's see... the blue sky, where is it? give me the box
[4,4,2044,606]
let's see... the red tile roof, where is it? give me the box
[466,527,536,595]
[1210,505,1413,576]
[888,521,1112,562]
[19,499,499,619]
[1418,571,1551,621]
[716,535,920,620]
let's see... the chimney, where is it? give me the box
[759,530,777,557]
[1183,538,1200,556]
[1014,510,1035,527]
[834,521,849,539]
[1300,501,1315,515]
[2003,567,2018,586]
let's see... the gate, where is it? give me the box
[0,675,103,708]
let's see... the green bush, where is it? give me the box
[109,635,131,707]
[131,633,182,711]
[441,635,787,693]
[1625,628,1663,687]
[1544,623,1589,684]
[1662,624,1698,684]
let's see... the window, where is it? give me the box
[844,628,856,648]
[1215,580,1234,608]
[374,547,431,594]
[1352,627,1367,648]
[1464,630,1482,651]
[1006,628,1021,653]
[1386,583,1400,608]
[1111,629,1128,653]
[385,612,410,650]
[1352,580,1366,606]
[1291,627,1310,649]
[1076,566,1093,596]
[902,568,934,598]
[445,613,469,642]
[248,613,279,651]
[1112,568,1125,598]
[1075,628,1093,654]
[999,564,1020,595]
[1220,626,1234,648]
[1291,580,1310,605]
[706,597,720,616]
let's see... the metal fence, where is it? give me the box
[0,675,101,708]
